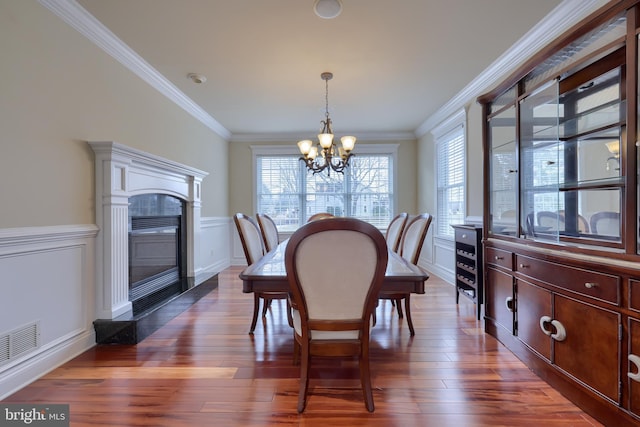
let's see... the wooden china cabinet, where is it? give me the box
[479,1,640,425]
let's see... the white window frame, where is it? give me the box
[432,109,467,240]
[251,143,399,228]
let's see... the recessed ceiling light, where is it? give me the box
[187,73,206,84]
[314,0,342,19]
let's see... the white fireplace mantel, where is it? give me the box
[89,141,208,319]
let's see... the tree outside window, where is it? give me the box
[255,145,397,231]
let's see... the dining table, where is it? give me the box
[239,238,430,295]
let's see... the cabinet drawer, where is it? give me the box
[455,227,478,247]
[515,254,620,305]
[630,279,640,312]
[486,247,513,270]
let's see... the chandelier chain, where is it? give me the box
[325,77,330,120]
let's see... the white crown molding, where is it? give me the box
[431,108,466,139]
[415,0,608,137]
[38,0,232,141]
[38,0,607,143]
[230,130,416,143]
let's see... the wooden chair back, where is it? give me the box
[285,217,388,412]
[385,212,408,253]
[233,213,264,265]
[307,212,335,222]
[399,213,433,265]
[256,213,279,252]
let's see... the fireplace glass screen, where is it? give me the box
[128,194,185,310]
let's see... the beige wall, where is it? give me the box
[0,1,228,228]
[228,139,418,217]
[416,132,435,215]
[466,102,484,217]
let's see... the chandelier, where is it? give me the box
[297,72,356,175]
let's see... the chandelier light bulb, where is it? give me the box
[297,140,313,156]
[340,136,356,152]
[318,133,334,149]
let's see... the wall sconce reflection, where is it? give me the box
[605,140,620,171]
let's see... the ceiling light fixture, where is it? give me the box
[314,0,342,19]
[297,72,356,175]
[187,73,206,84]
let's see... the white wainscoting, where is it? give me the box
[0,225,98,399]
[430,236,456,284]
[198,217,233,281]
[0,217,234,400]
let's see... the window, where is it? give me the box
[253,144,398,231]
[433,110,466,239]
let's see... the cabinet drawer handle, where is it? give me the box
[539,315,552,336]
[519,263,528,269]
[494,255,504,261]
[629,354,640,382]
[508,169,518,173]
[461,234,467,239]
[584,282,597,289]
[505,296,514,312]
[550,320,566,341]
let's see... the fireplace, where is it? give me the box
[89,141,208,320]
[89,142,214,344]
[128,194,186,315]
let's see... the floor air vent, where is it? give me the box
[0,321,40,366]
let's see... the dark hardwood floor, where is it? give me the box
[3,267,603,426]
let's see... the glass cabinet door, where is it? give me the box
[519,80,560,242]
[488,104,517,237]
[558,64,624,243]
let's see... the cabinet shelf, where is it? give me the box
[456,249,476,260]
[452,224,483,320]
[456,261,476,274]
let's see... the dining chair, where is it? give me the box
[537,210,563,231]
[379,213,432,336]
[256,213,279,252]
[307,212,335,222]
[590,211,620,237]
[233,213,291,333]
[385,212,408,253]
[285,217,388,413]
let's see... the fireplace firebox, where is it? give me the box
[128,194,186,315]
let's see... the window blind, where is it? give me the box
[436,124,465,238]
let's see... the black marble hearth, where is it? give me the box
[93,275,218,344]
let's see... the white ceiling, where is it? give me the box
[71,0,570,141]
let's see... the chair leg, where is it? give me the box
[404,294,415,336]
[249,293,260,334]
[359,352,375,412]
[395,298,404,318]
[297,342,311,413]
[262,297,270,317]
[293,335,301,365]
[286,299,294,328]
